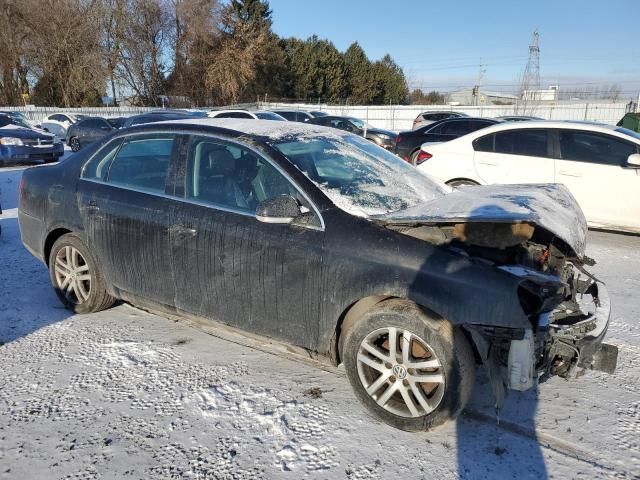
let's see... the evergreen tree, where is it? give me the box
[343,42,374,104]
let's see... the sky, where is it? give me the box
[267,0,640,96]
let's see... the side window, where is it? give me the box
[473,134,494,152]
[51,114,66,122]
[185,136,319,226]
[559,130,637,166]
[277,111,296,121]
[494,129,548,157]
[82,139,123,181]
[82,119,101,129]
[439,121,474,136]
[106,135,175,193]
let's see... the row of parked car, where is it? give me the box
[2,106,639,232]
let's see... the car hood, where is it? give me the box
[366,127,397,138]
[374,183,588,257]
[0,125,55,140]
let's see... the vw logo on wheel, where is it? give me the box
[392,364,407,379]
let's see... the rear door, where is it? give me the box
[554,129,640,230]
[78,133,183,306]
[169,135,325,348]
[473,128,555,184]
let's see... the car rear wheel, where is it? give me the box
[342,300,475,431]
[446,179,479,189]
[69,137,81,152]
[49,234,115,314]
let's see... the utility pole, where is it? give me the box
[519,29,541,114]
[474,61,486,106]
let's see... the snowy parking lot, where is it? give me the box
[1,165,639,479]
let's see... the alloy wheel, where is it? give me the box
[356,327,445,418]
[70,137,80,152]
[54,246,91,304]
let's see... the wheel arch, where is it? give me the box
[43,228,72,266]
[445,177,481,186]
[331,295,481,366]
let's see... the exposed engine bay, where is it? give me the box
[381,219,619,410]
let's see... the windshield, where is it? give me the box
[0,116,29,129]
[271,133,444,216]
[347,117,372,130]
[255,111,286,121]
[616,127,640,141]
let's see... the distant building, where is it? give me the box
[446,88,518,105]
[522,85,559,102]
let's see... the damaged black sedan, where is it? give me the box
[18,119,617,431]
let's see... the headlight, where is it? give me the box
[0,137,24,146]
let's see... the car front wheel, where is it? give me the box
[49,233,115,314]
[342,300,475,431]
[69,137,81,152]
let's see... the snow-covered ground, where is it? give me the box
[1,165,639,480]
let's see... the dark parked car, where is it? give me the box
[309,110,328,117]
[0,114,63,165]
[122,112,195,129]
[307,115,397,150]
[66,117,115,152]
[19,119,616,431]
[395,117,499,164]
[272,110,315,122]
[106,117,127,129]
[412,111,468,129]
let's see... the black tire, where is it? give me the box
[342,299,475,431]
[69,137,81,152]
[48,233,115,314]
[446,179,480,189]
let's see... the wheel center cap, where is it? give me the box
[392,364,407,379]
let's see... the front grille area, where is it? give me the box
[22,138,54,146]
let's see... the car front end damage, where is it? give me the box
[375,183,619,409]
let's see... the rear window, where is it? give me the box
[106,136,175,193]
[494,129,548,157]
[255,111,285,121]
[473,134,494,152]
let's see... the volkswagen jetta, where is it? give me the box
[18,119,617,431]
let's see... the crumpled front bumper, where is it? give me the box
[547,283,618,376]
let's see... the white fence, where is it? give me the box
[1,100,635,132]
[0,106,155,123]
[262,101,634,132]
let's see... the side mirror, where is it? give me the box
[627,153,640,168]
[256,195,301,224]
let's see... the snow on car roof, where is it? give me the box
[156,117,347,140]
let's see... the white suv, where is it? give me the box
[417,121,640,233]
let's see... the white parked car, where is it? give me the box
[416,121,640,233]
[207,109,286,121]
[40,113,86,140]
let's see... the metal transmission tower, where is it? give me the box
[519,30,541,112]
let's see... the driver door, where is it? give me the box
[170,135,326,349]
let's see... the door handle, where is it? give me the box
[85,200,100,212]
[478,160,498,166]
[558,170,582,177]
[170,224,198,238]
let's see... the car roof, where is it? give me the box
[418,111,466,116]
[209,109,256,116]
[446,120,640,143]
[130,118,346,140]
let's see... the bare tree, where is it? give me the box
[116,0,171,105]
